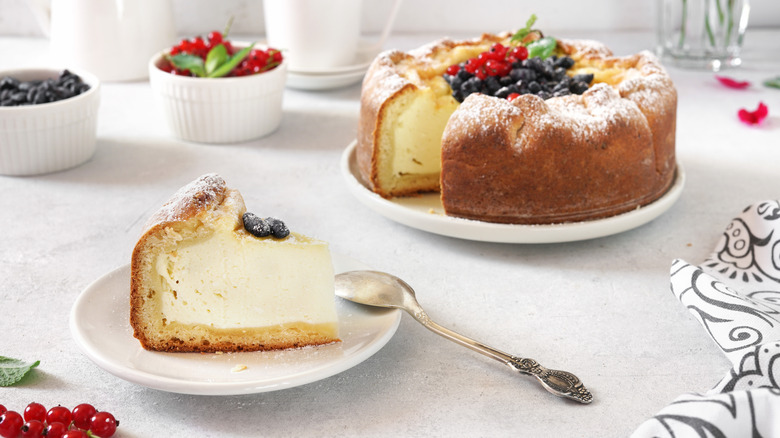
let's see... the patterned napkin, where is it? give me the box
[632,201,780,437]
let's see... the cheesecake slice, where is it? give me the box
[130,174,339,353]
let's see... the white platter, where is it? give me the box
[69,254,401,395]
[341,140,685,244]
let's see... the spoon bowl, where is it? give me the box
[335,270,593,404]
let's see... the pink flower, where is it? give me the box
[737,102,769,125]
[716,75,751,89]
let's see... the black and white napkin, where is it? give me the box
[632,200,780,437]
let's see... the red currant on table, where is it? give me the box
[0,406,6,416]
[0,411,24,438]
[61,430,88,438]
[23,403,46,423]
[71,404,96,430]
[44,422,68,438]
[20,420,44,438]
[46,406,71,427]
[89,411,118,438]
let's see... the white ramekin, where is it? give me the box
[0,68,100,176]
[148,46,287,144]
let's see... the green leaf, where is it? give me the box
[511,14,538,42]
[0,356,39,386]
[205,44,229,75]
[527,37,557,59]
[207,43,255,78]
[764,76,780,89]
[167,54,207,77]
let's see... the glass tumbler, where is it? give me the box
[656,0,750,70]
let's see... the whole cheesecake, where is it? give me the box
[130,174,339,353]
[357,32,677,224]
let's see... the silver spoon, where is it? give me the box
[335,270,593,404]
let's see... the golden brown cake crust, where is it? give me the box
[357,33,677,224]
[440,48,677,224]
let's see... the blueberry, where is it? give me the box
[570,81,590,94]
[555,56,575,69]
[266,217,290,238]
[528,81,542,94]
[456,68,472,81]
[499,76,514,87]
[461,77,482,95]
[495,86,512,99]
[485,76,501,93]
[243,212,271,237]
[573,73,594,85]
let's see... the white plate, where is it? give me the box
[287,69,367,91]
[341,141,686,244]
[69,254,401,395]
[284,39,378,90]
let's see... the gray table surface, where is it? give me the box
[1,30,779,437]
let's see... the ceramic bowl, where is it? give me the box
[0,68,100,176]
[148,45,287,144]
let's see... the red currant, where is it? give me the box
[46,406,71,427]
[0,411,23,438]
[19,420,44,438]
[22,403,45,423]
[89,412,118,438]
[487,43,507,60]
[43,422,67,438]
[507,92,521,101]
[463,58,480,74]
[207,31,223,45]
[0,406,6,416]
[61,431,87,438]
[71,404,96,431]
[446,64,460,75]
[510,45,529,61]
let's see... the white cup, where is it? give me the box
[262,0,402,72]
[27,0,176,82]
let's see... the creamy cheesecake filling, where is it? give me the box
[151,231,337,330]
[388,84,458,177]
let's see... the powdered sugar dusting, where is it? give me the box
[146,173,227,228]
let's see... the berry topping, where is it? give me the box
[243,212,272,237]
[442,16,593,103]
[243,213,290,239]
[265,217,290,238]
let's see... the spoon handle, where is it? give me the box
[409,309,593,404]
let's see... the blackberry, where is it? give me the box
[242,212,271,237]
[266,217,290,238]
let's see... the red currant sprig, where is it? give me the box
[0,403,119,438]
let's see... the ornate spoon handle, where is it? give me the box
[409,309,593,404]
